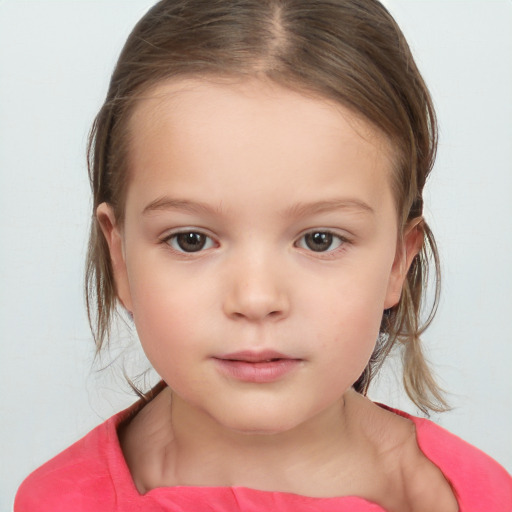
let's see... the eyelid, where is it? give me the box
[160,225,217,239]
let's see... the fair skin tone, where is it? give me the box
[98,78,458,512]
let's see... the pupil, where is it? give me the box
[306,232,332,252]
[177,232,206,252]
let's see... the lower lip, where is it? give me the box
[213,358,301,383]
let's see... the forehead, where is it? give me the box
[129,77,392,155]
[124,77,396,216]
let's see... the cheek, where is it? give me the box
[324,300,381,360]
[321,257,393,322]
[127,262,210,363]
[311,259,393,361]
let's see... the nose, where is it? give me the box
[222,253,290,322]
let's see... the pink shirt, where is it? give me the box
[15,404,512,511]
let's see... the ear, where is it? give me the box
[384,218,424,309]
[96,203,133,313]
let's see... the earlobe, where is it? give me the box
[96,203,133,313]
[384,218,424,309]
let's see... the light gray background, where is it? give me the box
[1,0,511,508]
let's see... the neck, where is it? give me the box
[121,386,419,503]
[156,388,369,495]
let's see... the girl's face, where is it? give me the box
[99,78,419,434]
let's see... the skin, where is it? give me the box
[98,78,458,511]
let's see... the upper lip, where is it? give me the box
[216,350,296,362]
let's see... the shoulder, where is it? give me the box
[407,412,512,511]
[14,407,139,512]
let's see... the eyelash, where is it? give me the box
[160,229,349,256]
[294,230,348,256]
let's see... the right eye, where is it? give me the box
[164,231,215,253]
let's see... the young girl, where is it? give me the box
[14,0,512,511]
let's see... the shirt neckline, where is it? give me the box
[104,396,459,510]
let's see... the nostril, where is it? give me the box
[228,308,284,321]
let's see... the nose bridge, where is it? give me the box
[223,244,289,321]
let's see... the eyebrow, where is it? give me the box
[142,197,224,216]
[142,196,374,218]
[282,198,375,218]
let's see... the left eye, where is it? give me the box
[296,231,344,252]
[165,231,215,253]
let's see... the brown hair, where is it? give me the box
[86,0,447,413]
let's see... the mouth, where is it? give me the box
[213,350,302,383]
[217,350,295,363]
